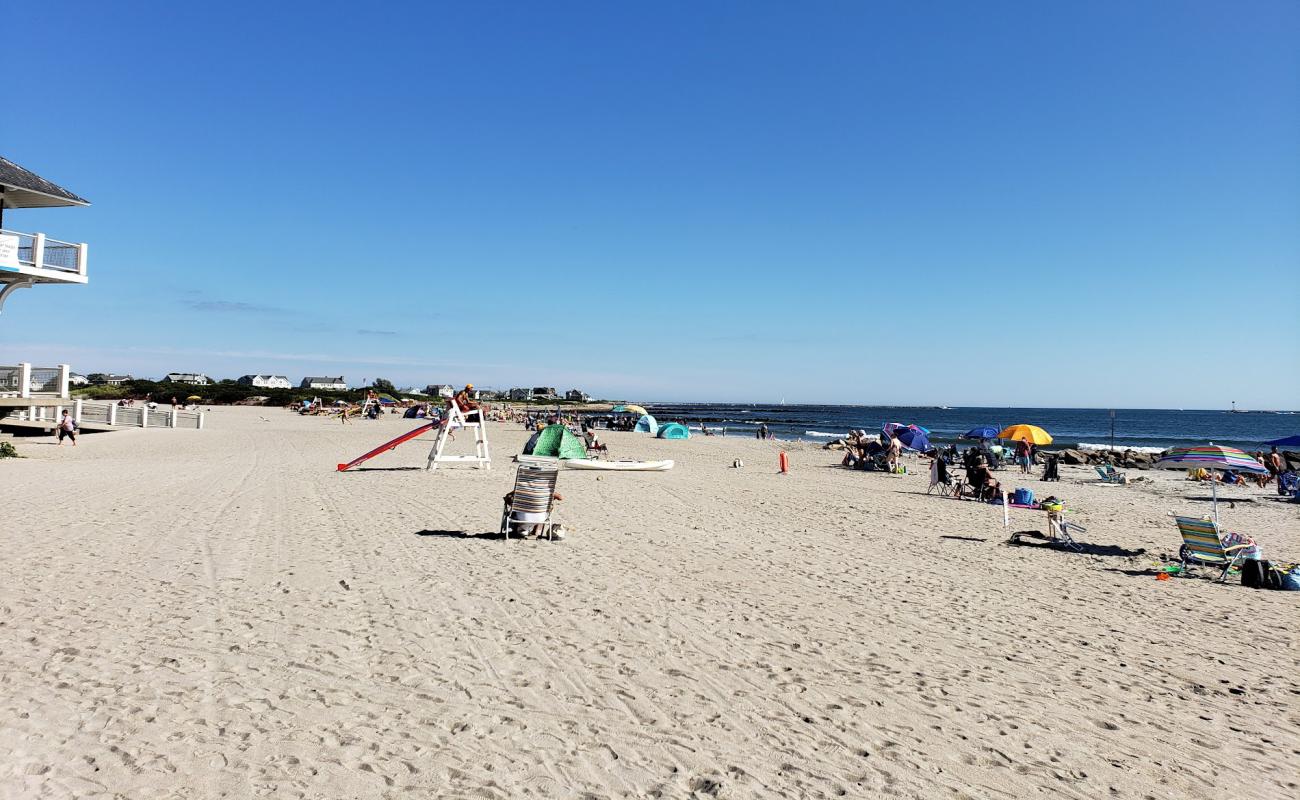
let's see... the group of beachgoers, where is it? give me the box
[836,426,1053,501]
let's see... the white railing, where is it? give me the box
[0,363,69,398]
[0,229,88,277]
[0,400,204,431]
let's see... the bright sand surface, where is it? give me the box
[2,407,1297,799]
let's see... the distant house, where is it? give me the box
[565,389,590,403]
[90,373,133,386]
[163,372,210,385]
[532,387,558,400]
[301,376,347,391]
[68,373,89,386]
[424,384,454,398]
[238,374,292,389]
[507,387,533,401]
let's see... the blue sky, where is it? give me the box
[3,0,1296,408]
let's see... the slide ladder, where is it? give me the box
[427,402,491,470]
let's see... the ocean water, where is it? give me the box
[636,404,1299,452]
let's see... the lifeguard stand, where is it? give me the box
[0,156,90,314]
[427,401,491,470]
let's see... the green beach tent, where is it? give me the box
[531,424,588,459]
[657,423,690,440]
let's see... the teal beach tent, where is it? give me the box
[657,423,690,440]
[634,414,658,435]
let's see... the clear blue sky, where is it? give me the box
[4,1,1297,408]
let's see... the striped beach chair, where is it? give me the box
[1095,464,1127,484]
[1172,516,1255,582]
[500,464,560,540]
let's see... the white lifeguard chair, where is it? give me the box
[427,401,491,470]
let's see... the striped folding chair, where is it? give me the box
[1172,515,1255,582]
[500,464,560,540]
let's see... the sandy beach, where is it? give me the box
[2,407,1296,799]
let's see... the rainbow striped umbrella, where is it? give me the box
[1155,444,1266,522]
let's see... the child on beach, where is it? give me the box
[55,410,77,446]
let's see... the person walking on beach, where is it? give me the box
[757,423,768,440]
[55,410,77,446]
[1016,438,1032,474]
[886,433,901,472]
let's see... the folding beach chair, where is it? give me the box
[500,463,560,540]
[1171,515,1255,581]
[1046,509,1085,551]
[1277,471,1298,497]
[927,457,955,495]
[1095,464,1127,485]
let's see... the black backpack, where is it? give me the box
[1240,559,1282,589]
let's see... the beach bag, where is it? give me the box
[1012,488,1034,506]
[1240,559,1283,590]
[1278,565,1300,591]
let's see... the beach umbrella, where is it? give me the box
[895,427,931,452]
[962,425,999,440]
[1154,445,1268,522]
[996,424,1053,445]
[882,421,908,436]
[186,395,202,401]
[1264,435,1300,447]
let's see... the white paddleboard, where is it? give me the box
[565,459,674,472]
[517,455,674,471]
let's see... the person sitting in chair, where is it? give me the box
[966,459,1001,501]
[453,384,481,422]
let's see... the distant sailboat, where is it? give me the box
[1229,400,1247,414]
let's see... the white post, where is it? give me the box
[18,363,32,399]
[170,409,178,428]
[73,398,83,423]
[55,405,63,421]
[197,412,205,430]
[108,401,116,426]
[77,243,89,278]
[58,364,70,399]
[32,233,46,271]
[141,407,149,428]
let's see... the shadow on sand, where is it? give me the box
[414,529,500,540]
[1006,532,1147,558]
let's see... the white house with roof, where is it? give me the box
[163,372,210,385]
[90,373,133,386]
[68,372,89,386]
[300,376,347,391]
[238,374,292,389]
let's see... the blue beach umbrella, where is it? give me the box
[1264,435,1300,447]
[895,427,931,452]
[963,426,1000,440]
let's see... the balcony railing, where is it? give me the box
[0,228,88,279]
[0,363,70,398]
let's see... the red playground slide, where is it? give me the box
[337,421,439,471]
